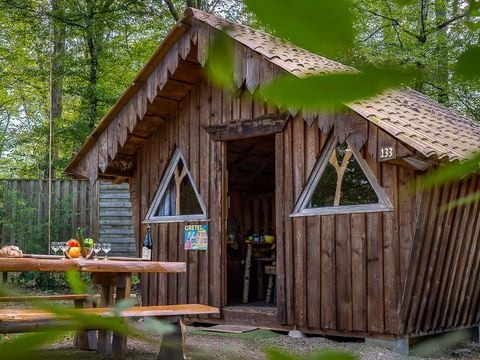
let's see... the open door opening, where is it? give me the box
[226,135,276,310]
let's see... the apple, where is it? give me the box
[67,239,80,247]
[84,238,94,248]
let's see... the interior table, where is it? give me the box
[0,256,186,356]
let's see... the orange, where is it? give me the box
[68,247,81,258]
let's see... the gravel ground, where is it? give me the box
[2,324,479,360]
[1,290,479,359]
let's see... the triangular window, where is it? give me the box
[292,136,392,216]
[144,149,207,223]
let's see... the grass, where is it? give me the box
[189,327,282,341]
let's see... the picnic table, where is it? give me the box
[0,256,187,357]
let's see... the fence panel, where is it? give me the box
[0,179,99,253]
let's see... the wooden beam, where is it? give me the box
[204,114,289,141]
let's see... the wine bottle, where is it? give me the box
[142,226,152,260]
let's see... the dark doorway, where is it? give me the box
[226,135,277,309]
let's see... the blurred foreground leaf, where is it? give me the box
[411,330,470,357]
[143,317,175,335]
[205,31,234,89]
[420,152,480,188]
[0,331,62,359]
[439,191,480,212]
[245,0,353,56]
[455,46,480,80]
[266,347,357,360]
[65,270,88,295]
[259,67,415,111]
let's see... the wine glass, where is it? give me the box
[101,243,111,259]
[50,241,60,255]
[59,242,70,259]
[93,243,101,260]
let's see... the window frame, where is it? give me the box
[143,149,208,223]
[291,135,393,217]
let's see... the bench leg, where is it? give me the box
[97,283,115,354]
[73,298,97,350]
[158,316,185,360]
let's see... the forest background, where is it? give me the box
[0,0,478,180]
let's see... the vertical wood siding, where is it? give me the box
[277,117,419,336]
[400,177,480,336]
[134,80,480,338]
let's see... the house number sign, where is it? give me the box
[379,146,395,160]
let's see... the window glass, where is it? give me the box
[145,149,206,222]
[308,143,378,209]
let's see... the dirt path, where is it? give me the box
[6,325,474,360]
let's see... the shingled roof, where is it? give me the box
[66,8,480,182]
[191,8,479,162]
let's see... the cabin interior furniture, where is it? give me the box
[0,304,219,360]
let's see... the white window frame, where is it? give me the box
[143,149,207,223]
[291,135,393,217]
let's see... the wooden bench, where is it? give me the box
[0,303,219,359]
[0,293,98,349]
[0,294,94,305]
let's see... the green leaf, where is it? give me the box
[245,0,353,56]
[455,46,480,80]
[0,331,62,359]
[265,347,297,360]
[205,30,234,89]
[439,191,480,212]
[259,67,415,111]
[65,270,86,294]
[143,317,175,335]
[420,151,480,188]
[265,347,357,360]
[392,0,416,6]
[411,330,469,357]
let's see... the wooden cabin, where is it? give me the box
[66,8,480,351]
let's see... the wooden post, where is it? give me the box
[157,316,184,360]
[242,243,253,303]
[112,274,132,359]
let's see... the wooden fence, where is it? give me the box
[0,180,135,256]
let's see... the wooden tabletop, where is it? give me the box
[0,257,186,273]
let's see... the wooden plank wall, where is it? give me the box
[134,78,424,336]
[400,176,480,336]
[135,77,275,309]
[98,182,136,257]
[0,179,98,252]
[277,116,419,337]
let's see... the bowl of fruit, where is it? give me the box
[64,238,94,259]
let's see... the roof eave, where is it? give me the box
[64,21,190,176]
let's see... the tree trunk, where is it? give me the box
[435,0,449,105]
[49,0,65,178]
[85,0,98,130]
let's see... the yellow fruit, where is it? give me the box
[68,247,81,258]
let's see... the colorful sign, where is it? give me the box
[184,224,208,250]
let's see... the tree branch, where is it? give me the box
[356,6,420,41]
[163,0,179,21]
[361,23,394,42]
